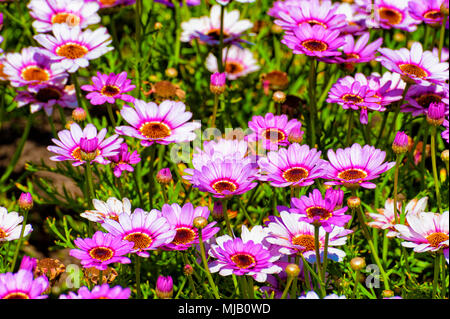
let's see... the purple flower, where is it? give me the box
[81,71,135,105]
[107,143,141,178]
[208,225,282,282]
[289,188,351,232]
[427,102,446,126]
[19,256,37,272]
[0,270,49,299]
[156,168,173,184]
[392,131,409,154]
[155,275,173,299]
[59,283,131,299]
[324,143,396,190]
[70,231,134,270]
[18,192,33,211]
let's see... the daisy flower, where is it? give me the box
[181,5,253,46]
[299,291,346,299]
[268,0,303,19]
[115,99,201,147]
[15,81,77,115]
[289,188,351,232]
[377,42,449,85]
[81,197,132,223]
[257,143,328,188]
[274,0,346,32]
[27,0,101,33]
[69,231,134,270]
[367,197,428,238]
[205,46,260,80]
[395,211,449,263]
[402,84,449,117]
[245,113,303,151]
[327,73,382,124]
[184,159,258,198]
[0,207,33,242]
[358,0,421,32]
[81,71,135,105]
[47,122,123,166]
[265,211,352,263]
[102,209,176,257]
[408,0,448,26]
[107,143,141,178]
[34,23,113,73]
[160,203,219,251]
[2,46,68,87]
[208,225,282,283]
[0,270,49,299]
[281,24,346,58]
[324,143,396,190]
[59,284,131,299]
[334,2,369,35]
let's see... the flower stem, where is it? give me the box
[148,145,156,210]
[211,94,219,128]
[198,230,220,299]
[71,73,92,123]
[290,254,300,299]
[432,253,441,299]
[221,199,234,237]
[308,58,317,148]
[313,225,324,293]
[321,232,330,284]
[392,154,402,224]
[171,0,182,67]
[106,103,117,127]
[430,126,442,213]
[9,209,29,272]
[346,111,354,146]
[438,14,448,62]
[280,276,294,299]
[135,255,142,299]
[218,4,225,73]
[135,0,143,99]
[352,270,361,299]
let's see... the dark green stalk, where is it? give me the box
[392,154,402,224]
[221,199,233,237]
[135,255,142,298]
[198,230,220,299]
[308,58,318,147]
[432,253,441,299]
[71,73,92,123]
[430,126,442,213]
[9,209,29,272]
[106,103,117,127]
[148,145,156,210]
[218,5,226,73]
[438,14,448,62]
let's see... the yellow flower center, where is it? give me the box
[56,42,88,59]
[123,232,152,250]
[139,122,172,139]
[231,253,256,269]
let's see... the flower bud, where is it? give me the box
[392,131,409,155]
[211,201,224,221]
[382,290,395,298]
[155,275,173,299]
[165,67,178,78]
[285,263,300,278]
[20,255,37,272]
[272,91,286,104]
[426,102,445,126]
[288,126,304,144]
[193,216,208,229]
[156,168,172,185]
[347,196,361,209]
[80,137,99,162]
[210,72,226,95]
[154,22,163,30]
[18,192,33,211]
[183,264,194,276]
[441,149,449,163]
[72,107,86,122]
[350,257,366,271]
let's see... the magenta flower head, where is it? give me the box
[427,102,446,126]
[102,208,176,257]
[70,231,134,270]
[160,203,219,251]
[210,72,226,95]
[402,84,448,117]
[18,192,33,211]
[281,24,345,58]
[116,99,201,147]
[208,225,282,282]
[246,113,303,151]
[47,122,123,166]
[155,275,173,299]
[33,23,113,73]
[156,168,173,185]
[0,270,49,299]
[377,42,449,85]
[19,255,37,272]
[257,143,328,188]
[325,143,396,190]
[408,0,448,26]
[392,131,409,154]
[107,143,141,178]
[289,188,351,232]
[59,283,131,299]
[81,71,135,105]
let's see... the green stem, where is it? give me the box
[246,276,255,299]
[313,225,323,294]
[171,0,182,67]
[392,154,402,224]
[280,276,294,299]
[135,255,142,299]
[290,255,300,299]
[308,58,317,147]
[321,232,330,285]
[71,73,92,123]
[375,111,389,148]
[218,5,225,73]
[430,126,442,213]
[239,197,255,226]
[221,199,233,237]
[148,145,156,210]
[211,94,219,128]
[346,111,354,146]
[106,103,117,127]
[99,270,103,285]
[9,209,29,272]
[432,253,441,299]
[135,0,143,99]
[438,14,448,62]
[198,230,220,299]
[352,270,361,299]
[0,114,34,186]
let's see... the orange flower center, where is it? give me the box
[225,61,244,75]
[306,20,327,28]
[51,12,81,26]
[399,64,428,79]
[302,39,328,52]
[139,121,172,139]
[378,7,403,25]
[342,93,364,104]
[35,87,62,103]
[0,228,7,239]
[100,0,118,5]
[212,180,238,194]
[292,234,316,251]
[263,128,286,142]
[172,227,197,245]
[2,292,30,299]
[306,206,332,220]
[423,10,442,20]
[231,253,256,269]
[101,85,120,97]
[416,93,442,108]
[88,246,114,261]
[426,232,449,248]
[56,42,88,59]
[338,168,368,181]
[206,28,230,41]
[123,232,152,250]
[21,66,50,83]
[282,167,309,182]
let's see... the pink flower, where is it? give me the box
[81,71,135,105]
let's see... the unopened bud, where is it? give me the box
[350,257,366,271]
[441,1,449,15]
[154,22,163,30]
[392,131,409,155]
[426,102,445,126]
[285,263,300,278]
[441,150,449,163]
[165,67,178,78]
[347,196,361,209]
[272,91,286,104]
[193,216,208,229]
[393,32,406,42]
[211,201,224,221]
[183,264,194,276]
[155,275,173,299]
[210,72,226,95]
[18,192,33,211]
[72,107,86,122]
[79,137,99,162]
[382,290,395,298]
[288,126,304,144]
[156,168,172,184]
